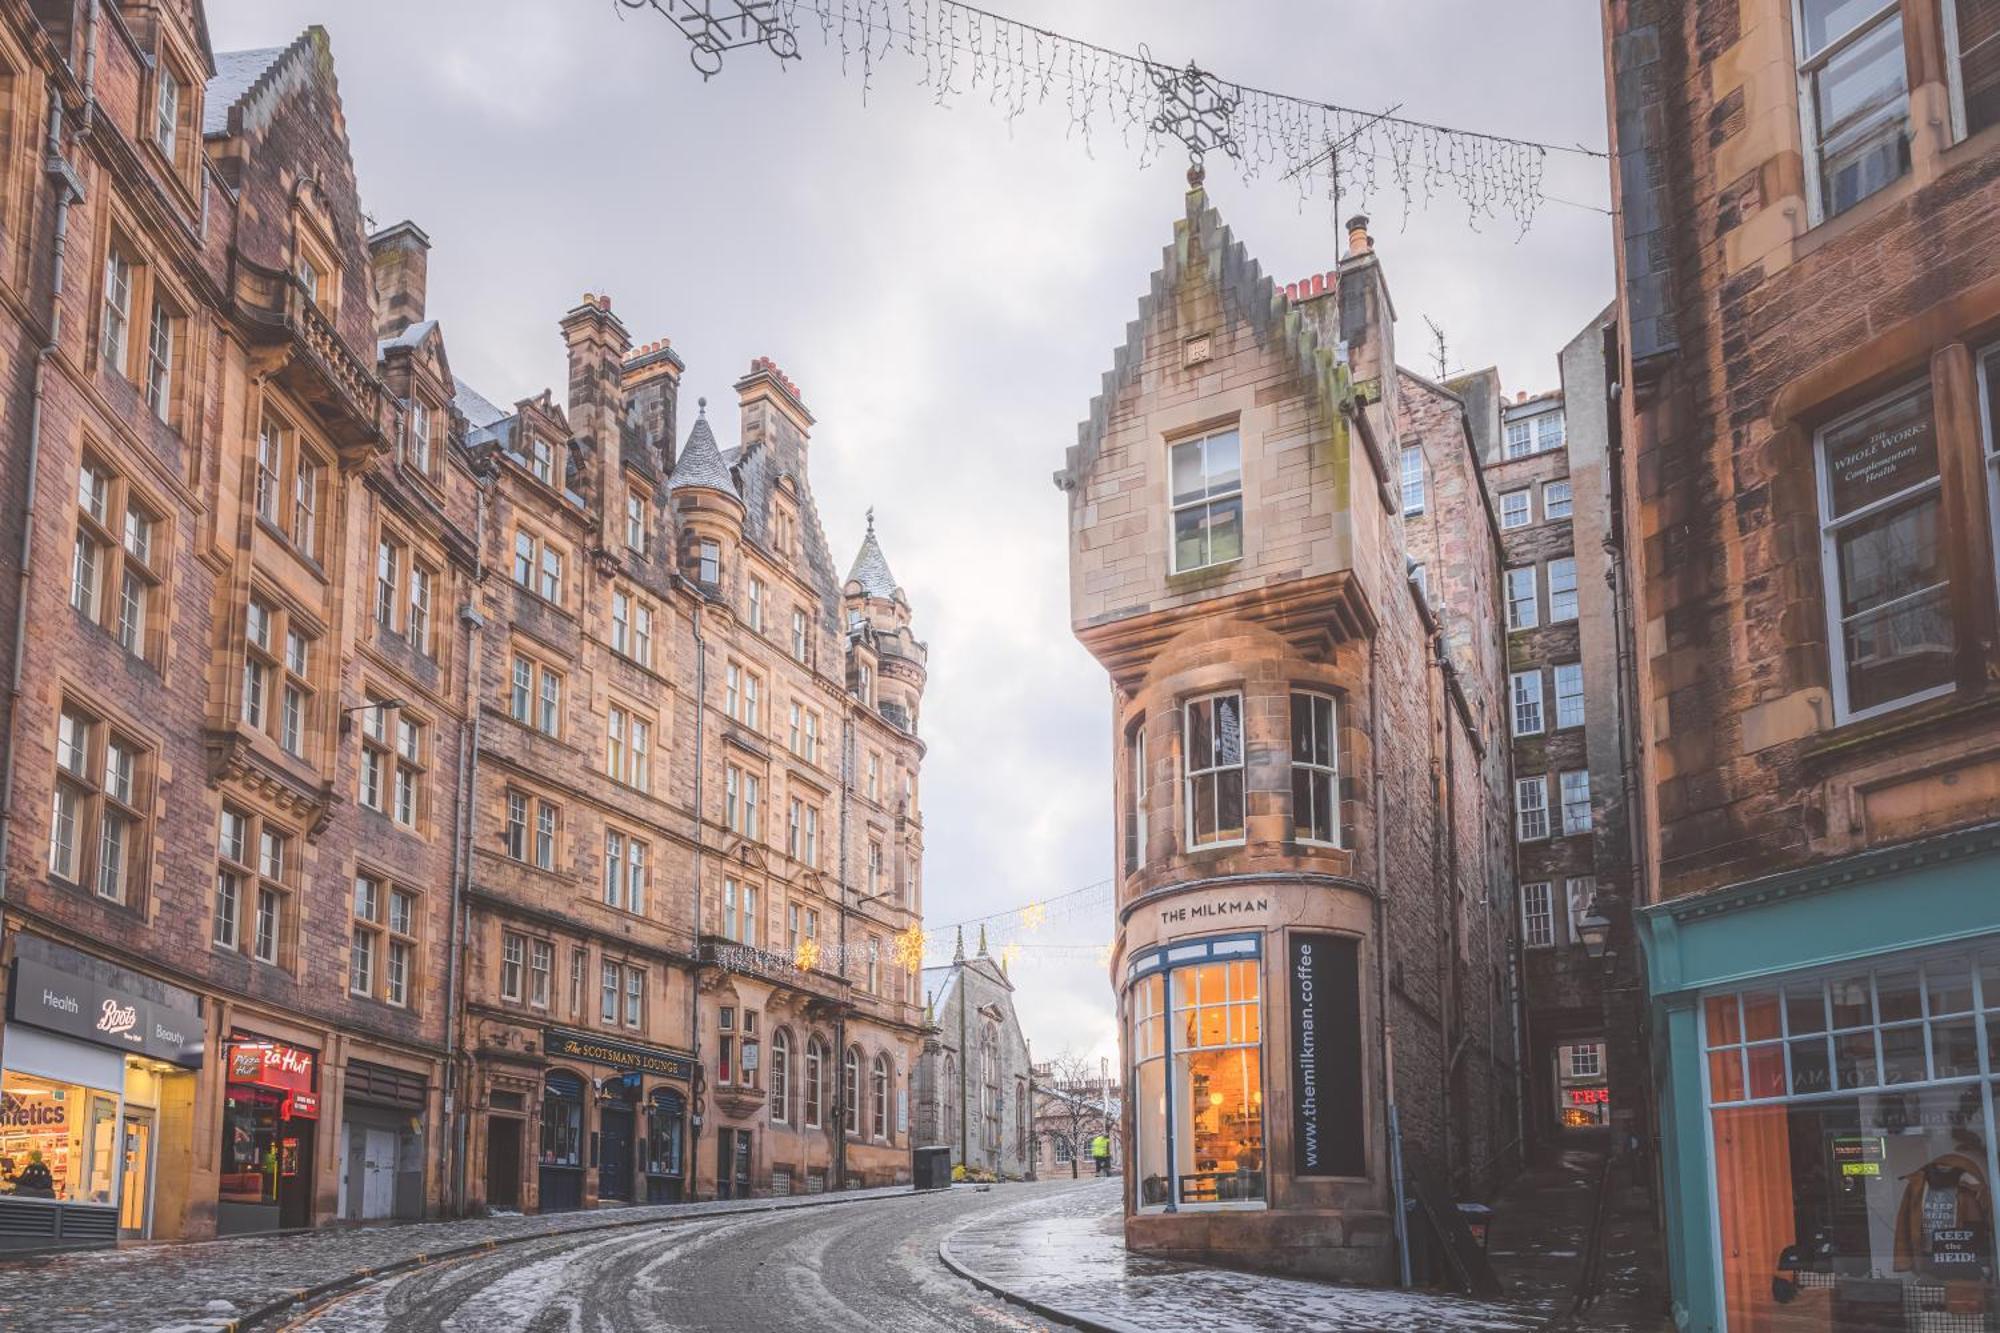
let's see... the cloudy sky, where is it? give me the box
[211,0,1613,1067]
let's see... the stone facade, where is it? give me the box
[1059,189,1520,1283]
[1031,1073,1122,1179]
[0,4,927,1249]
[1601,0,2000,1327]
[916,939,1033,1178]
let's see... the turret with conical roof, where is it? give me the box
[842,509,927,734]
[669,397,744,594]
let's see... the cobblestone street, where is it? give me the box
[0,1178,1669,1332]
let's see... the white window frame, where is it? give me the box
[1816,377,1954,724]
[1168,427,1244,574]
[1552,660,1584,732]
[1183,691,1246,849]
[1565,876,1597,944]
[1793,0,1911,226]
[1289,690,1339,847]
[1510,669,1544,737]
[1520,882,1555,949]
[1560,769,1592,837]
[1548,557,1579,623]
[1499,488,1532,530]
[1504,418,1534,459]
[1506,566,1539,631]
[1515,775,1549,843]
[1543,479,1573,520]
[1400,447,1426,516]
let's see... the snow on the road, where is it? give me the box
[944,1181,1546,1333]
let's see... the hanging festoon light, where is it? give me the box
[1021,900,1047,933]
[794,935,822,973]
[892,924,927,971]
[616,0,1602,234]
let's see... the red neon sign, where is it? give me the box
[228,1039,316,1095]
[1569,1088,1609,1106]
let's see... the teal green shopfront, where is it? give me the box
[1637,823,2000,1333]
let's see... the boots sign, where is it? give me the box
[9,957,203,1066]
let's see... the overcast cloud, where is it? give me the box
[209,1,1613,1068]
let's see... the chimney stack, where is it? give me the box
[735,356,814,459]
[368,220,430,343]
[559,293,632,542]
[624,337,684,475]
[1345,214,1373,258]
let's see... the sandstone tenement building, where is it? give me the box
[1602,0,2000,1326]
[0,2,925,1248]
[1058,191,1521,1282]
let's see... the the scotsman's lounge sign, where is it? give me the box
[1289,932,1363,1177]
[544,1026,695,1081]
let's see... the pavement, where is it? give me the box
[940,1179,1547,1332]
[1484,1142,1673,1332]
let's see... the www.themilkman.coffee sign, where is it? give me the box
[9,957,203,1067]
[1289,932,1363,1177]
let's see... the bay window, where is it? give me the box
[1129,934,1270,1212]
[1817,379,1952,721]
[1184,691,1245,847]
[1289,691,1338,846]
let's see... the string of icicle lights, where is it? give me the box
[615,0,1607,235]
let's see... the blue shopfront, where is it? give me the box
[1638,823,2000,1332]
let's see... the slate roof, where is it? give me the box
[667,404,740,499]
[204,46,288,136]
[453,377,508,430]
[377,319,437,355]
[847,518,900,599]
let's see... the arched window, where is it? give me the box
[771,1028,792,1124]
[871,1053,890,1140]
[943,1054,958,1144]
[805,1035,826,1128]
[842,1045,861,1136]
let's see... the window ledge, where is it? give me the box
[1801,684,1998,766]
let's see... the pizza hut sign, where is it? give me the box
[227,1038,316,1094]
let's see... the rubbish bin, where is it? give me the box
[1456,1202,1495,1253]
[912,1146,953,1191]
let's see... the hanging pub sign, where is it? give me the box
[1823,385,1937,518]
[1289,932,1364,1178]
[9,956,203,1067]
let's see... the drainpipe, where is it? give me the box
[1430,631,1457,1188]
[0,85,85,916]
[445,483,488,1215]
[78,0,99,137]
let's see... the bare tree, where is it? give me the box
[1034,1049,1117,1179]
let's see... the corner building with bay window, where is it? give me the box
[1058,185,1521,1282]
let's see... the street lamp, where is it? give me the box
[1575,892,1613,961]
[339,697,406,735]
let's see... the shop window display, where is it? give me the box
[1705,951,2000,1331]
[1129,935,1266,1212]
[0,1071,117,1203]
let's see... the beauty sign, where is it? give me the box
[8,957,203,1066]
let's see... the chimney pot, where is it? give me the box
[1345,214,1372,257]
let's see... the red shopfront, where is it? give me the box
[218,1035,318,1235]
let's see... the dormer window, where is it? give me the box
[154,66,180,160]
[408,399,432,475]
[529,437,555,486]
[298,255,322,305]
